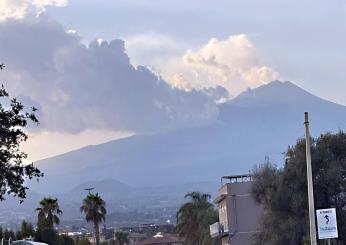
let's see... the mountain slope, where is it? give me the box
[30,81,346,194]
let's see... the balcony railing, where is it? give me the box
[209,222,228,238]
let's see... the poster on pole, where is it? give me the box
[316,208,338,239]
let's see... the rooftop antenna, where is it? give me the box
[84,187,94,194]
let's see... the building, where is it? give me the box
[133,232,183,245]
[128,232,147,245]
[210,174,263,245]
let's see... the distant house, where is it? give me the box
[210,175,263,245]
[133,232,183,245]
[128,232,147,245]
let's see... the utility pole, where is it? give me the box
[304,112,317,245]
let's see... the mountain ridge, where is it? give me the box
[30,80,346,194]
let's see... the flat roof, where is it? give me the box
[222,174,252,179]
[221,174,253,184]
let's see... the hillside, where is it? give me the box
[30,81,346,194]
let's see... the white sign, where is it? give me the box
[316,208,338,239]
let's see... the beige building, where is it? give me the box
[210,175,263,245]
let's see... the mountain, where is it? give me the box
[30,81,346,194]
[57,179,218,205]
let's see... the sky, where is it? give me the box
[45,0,346,103]
[0,0,345,162]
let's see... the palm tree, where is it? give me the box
[36,197,62,228]
[176,192,218,245]
[80,193,107,245]
[115,231,129,245]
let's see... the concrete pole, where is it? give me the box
[304,112,317,245]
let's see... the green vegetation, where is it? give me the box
[0,227,16,241]
[58,235,75,245]
[251,132,346,244]
[35,197,63,245]
[115,231,129,245]
[80,193,107,245]
[75,236,92,245]
[0,64,42,202]
[0,222,33,242]
[176,192,219,245]
[36,197,63,227]
[15,221,35,240]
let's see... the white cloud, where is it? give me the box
[165,34,280,96]
[0,0,67,22]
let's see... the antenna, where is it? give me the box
[84,187,94,194]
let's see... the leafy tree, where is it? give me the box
[80,193,107,245]
[16,220,35,240]
[58,235,75,245]
[3,229,16,241]
[75,236,92,245]
[35,227,59,245]
[115,231,128,245]
[176,192,219,245]
[251,132,346,244]
[0,64,42,202]
[35,197,62,244]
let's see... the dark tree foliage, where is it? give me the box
[0,64,42,202]
[251,132,346,245]
[3,229,16,241]
[115,231,129,245]
[36,197,63,228]
[35,197,63,245]
[80,193,107,245]
[75,236,92,245]
[35,226,59,245]
[176,192,220,245]
[58,235,75,245]
[16,220,35,240]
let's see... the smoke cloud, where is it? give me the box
[0,16,221,134]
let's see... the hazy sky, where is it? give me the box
[0,0,345,161]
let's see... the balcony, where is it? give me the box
[209,222,228,238]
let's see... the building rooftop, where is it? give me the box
[221,174,253,185]
[134,233,182,245]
